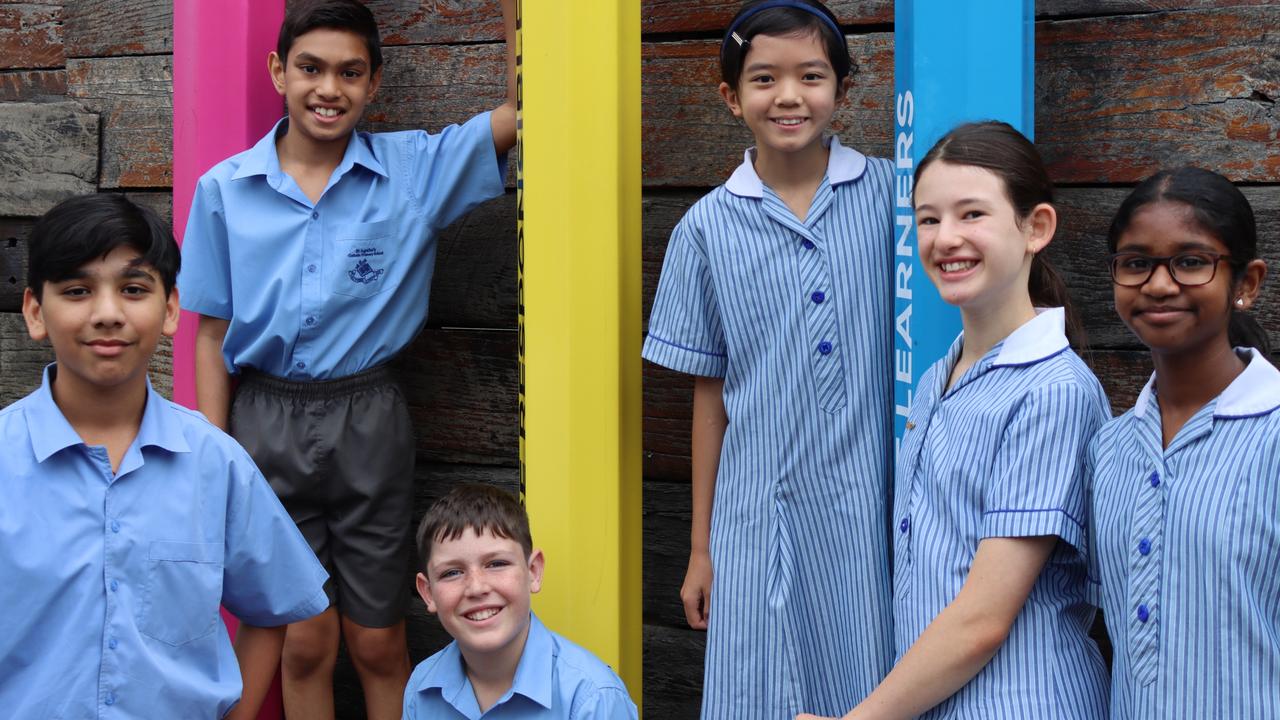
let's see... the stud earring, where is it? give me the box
[1236,298,1245,307]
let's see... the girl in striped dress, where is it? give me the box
[643,1,896,717]
[1088,167,1276,718]
[803,122,1110,719]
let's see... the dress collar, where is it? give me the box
[724,136,867,198]
[1134,347,1280,419]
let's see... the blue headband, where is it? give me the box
[721,1,843,59]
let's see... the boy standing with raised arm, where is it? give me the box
[177,1,517,717]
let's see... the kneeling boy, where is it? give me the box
[0,194,329,720]
[407,484,638,719]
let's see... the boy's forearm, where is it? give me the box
[225,623,286,720]
[195,314,232,431]
[690,377,727,553]
[490,0,518,154]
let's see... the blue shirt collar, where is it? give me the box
[724,136,867,198]
[1134,347,1280,419]
[230,118,388,182]
[26,364,189,464]
[414,612,555,713]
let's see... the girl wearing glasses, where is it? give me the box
[1088,167,1275,718]
[803,121,1109,719]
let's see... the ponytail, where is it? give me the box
[1229,310,1272,356]
[1029,254,1086,350]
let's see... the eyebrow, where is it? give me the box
[914,198,988,213]
[293,52,369,69]
[744,59,832,73]
[1115,240,1223,253]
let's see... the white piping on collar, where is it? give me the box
[724,137,868,198]
[1134,347,1280,419]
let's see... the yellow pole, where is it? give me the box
[518,0,643,710]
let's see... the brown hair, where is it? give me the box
[915,121,1085,347]
[416,484,533,569]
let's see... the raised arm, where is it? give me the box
[490,0,517,155]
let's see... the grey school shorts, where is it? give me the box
[229,365,414,628]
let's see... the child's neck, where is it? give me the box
[950,295,1037,389]
[275,127,351,204]
[753,138,830,222]
[51,368,147,474]
[1150,335,1246,447]
[462,622,530,713]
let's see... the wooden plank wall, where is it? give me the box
[1,2,1277,718]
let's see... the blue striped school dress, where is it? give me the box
[895,309,1111,718]
[642,139,894,720]
[1089,348,1280,718]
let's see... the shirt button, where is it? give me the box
[810,291,826,304]
[1137,604,1150,623]
[899,517,910,534]
[817,341,833,355]
[305,316,316,326]
[1149,472,1160,488]
[295,361,306,370]
[108,638,118,650]
[307,264,317,273]
[109,579,118,592]
[802,239,815,250]
[105,692,116,706]
[1138,538,1151,556]
[311,211,319,220]
[110,520,120,533]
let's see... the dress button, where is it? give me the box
[802,239,815,250]
[1149,472,1160,488]
[295,361,306,370]
[817,341,833,355]
[109,579,118,592]
[1138,538,1151,556]
[105,692,116,706]
[110,520,120,533]
[810,291,825,304]
[307,264,317,273]
[1137,604,1150,623]
[899,517,910,534]
[311,211,319,220]
[306,316,316,326]
[109,638,118,650]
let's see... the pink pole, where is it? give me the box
[173,2,285,718]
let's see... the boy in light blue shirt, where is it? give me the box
[406,484,638,719]
[0,194,329,720]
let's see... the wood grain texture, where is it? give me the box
[642,623,706,720]
[62,0,172,58]
[363,42,508,133]
[0,102,98,216]
[0,3,62,70]
[1036,6,1280,183]
[427,192,516,329]
[641,0,893,34]
[365,0,503,46]
[1037,0,1276,19]
[66,55,172,189]
[0,68,65,101]
[0,218,32,312]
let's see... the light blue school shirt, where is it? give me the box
[642,139,895,720]
[0,366,330,720]
[895,309,1110,718]
[403,613,637,719]
[1089,348,1280,718]
[178,113,505,379]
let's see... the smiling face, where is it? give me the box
[417,527,543,669]
[269,27,381,148]
[1112,201,1247,357]
[718,31,847,163]
[913,161,1053,317]
[23,246,179,398]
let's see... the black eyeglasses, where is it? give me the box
[1108,252,1232,287]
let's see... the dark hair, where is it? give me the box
[720,0,851,92]
[277,0,383,71]
[27,193,179,301]
[416,484,533,569]
[1107,167,1270,355]
[914,121,1084,347]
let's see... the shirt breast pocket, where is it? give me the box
[326,219,394,299]
[137,541,224,647]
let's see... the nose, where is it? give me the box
[463,571,490,597]
[317,71,340,98]
[932,215,964,252]
[90,292,126,328]
[773,78,801,106]
[1141,262,1179,297]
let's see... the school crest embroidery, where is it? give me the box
[348,258,385,284]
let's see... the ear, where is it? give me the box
[1023,202,1058,256]
[368,65,383,100]
[268,51,287,97]
[416,572,438,614]
[527,548,545,595]
[718,81,743,119]
[162,286,180,338]
[834,75,852,105]
[22,287,47,342]
[1233,258,1267,311]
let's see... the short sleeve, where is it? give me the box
[641,219,728,377]
[408,111,506,231]
[981,381,1106,554]
[571,687,639,720]
[220,452,329,626]
[177,177,234,319]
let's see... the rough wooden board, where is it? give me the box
[62,0,172,58]
[0,3,62,70]
[365,0,503,46]
[641,34,893,188]
[0,102,98,217]
[1038,0,1275,18]
[642,623,706,720]
[0,68,65,101]
[641,0,892,34]
[364,42,507,132]
[427,192,516,329]
[643,480,695,629]
[395,328,518,466]
[0,217,32,312]
[1036,6,1280,183]
[66,56,172,189]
